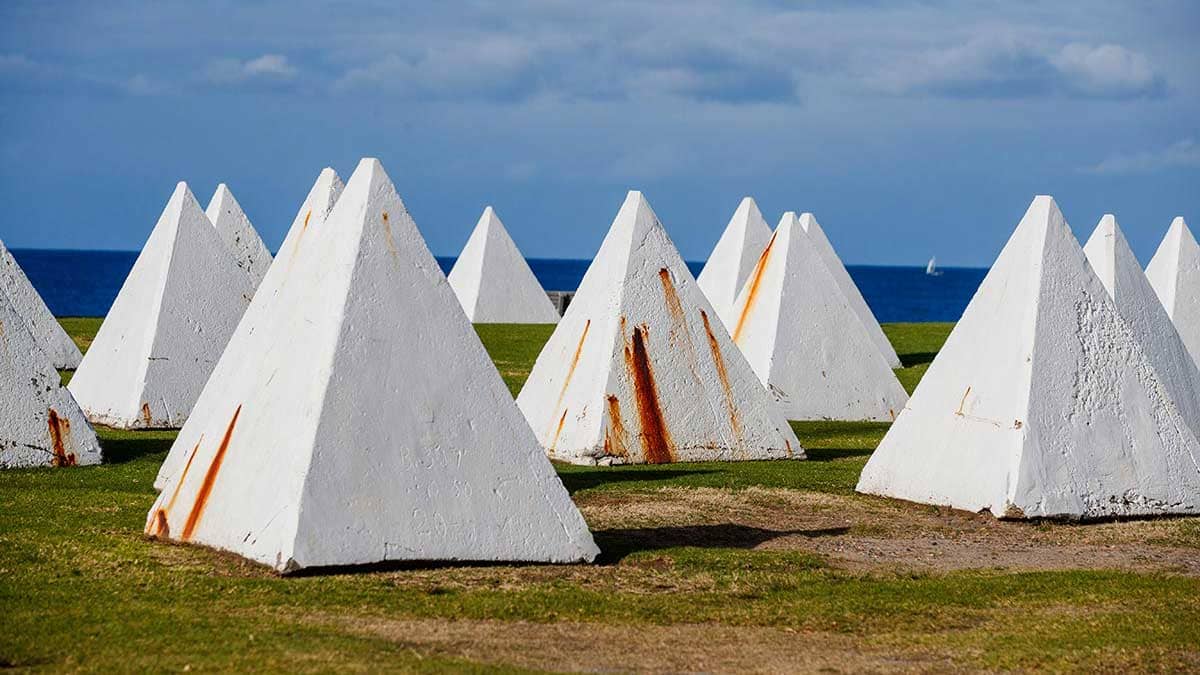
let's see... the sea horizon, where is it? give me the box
[9,247,987,323]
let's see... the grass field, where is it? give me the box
[3,320,1198,672]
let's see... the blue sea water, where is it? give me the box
[10,249,986,324]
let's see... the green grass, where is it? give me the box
[6,318,1197,672]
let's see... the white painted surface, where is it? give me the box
[729,212,909,421]
[0,294,101,468]
[1083,215,1200,440]
[858,196,1200,519]
[147,159,597,571]
[0,239,82,369]
[448,207,560,323]
[155,169,344,490]
[68,183,255,429]
[696,197,773,330]
[517,191,803,466]
[798,214,902,368]
[1146,217,1200,369]
[206,184,273,284]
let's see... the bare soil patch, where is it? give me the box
[329,616,957,674]
[578,487,1200,575]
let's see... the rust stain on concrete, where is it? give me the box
[623,325,673,464]
[732,229,778,343]
[700,309,743,443]
[46,409,76,467]
[605,395,630,459]
[181,405,242,541]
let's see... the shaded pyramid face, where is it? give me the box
[0,239,82,369]
[696,197,773,330]
[858,196,1200,519]
[67,183,256,429]
[147,159,597,571]
[1083,215,1200,440]
[447,207,560,324]
[1146,217,1200,369]
[798,214,901,368]
[1,294,101,468]
[517,191,803,466]
[729,213,909,421]
[155,169,344,490]
[206,184,273,284]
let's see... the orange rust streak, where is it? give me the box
[623,326,674,464]
[46,409,76,467]
[165,438,203,514]
[549,410,568,453]
[152,509,170,538]
[658,268,685,324]
[700,310,743,441]
[732,229,778,343]
[605,395,629,458]
[301,209,312,232]
[181,406,242,541]
[141,403,153,427]
[547,319,590,437]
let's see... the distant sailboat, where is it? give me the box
[926,256,943,276]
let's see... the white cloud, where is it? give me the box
[204,54,297,85]
[865,35,1163,100]
[1085,138,1200,174]
[1052,43,1162,97]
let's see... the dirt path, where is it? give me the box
[579,487,1200,576]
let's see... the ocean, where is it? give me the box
[9,249,986,323]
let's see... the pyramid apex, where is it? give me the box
[778,211,800,229]
[797,212,818,231]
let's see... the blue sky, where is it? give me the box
[1,1,1196,266]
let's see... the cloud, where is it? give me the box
[204,54,298,86]
[867,36,1164,100]
[333,37,538,101]
[1085,139,1200,175]
[1052,43,1165,98]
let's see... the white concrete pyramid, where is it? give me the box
[447,207,560,323]
[68,183,256,429]
[1083,215,1200,440]
[798,214,901,368]
[146,159,597,571]
[729,212,909,421]
[696,197,774,329]
[858,196,1200,519]
[206,184,273,284]
[1146,217,1200,368]
[0,239,82,369]
[1,293,101,468]
[516,191,803,466]
[155,168,344,490]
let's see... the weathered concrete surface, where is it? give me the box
[1146,217,1200,369]
[147,159,597,571]
[730,212,908,421]
[448,207,560,324]
[798,214,902,368]
[0,294,101,468]
[1083,215,1200,440]
[696,197,773,330]
[155,169,344,491]
[206,184,273,284]
[68,183,255,429]
[517,191,803,466]
[0,239,82,369]
[858,196,1200,519]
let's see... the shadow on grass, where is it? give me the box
[803,447,873,462]
[100,437,173,464]
[558,468,719,494]
[594,523,850,563]
[899,352,938,368]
